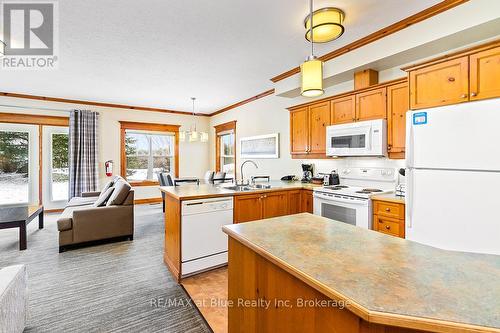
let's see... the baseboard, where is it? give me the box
[134,197,162,205]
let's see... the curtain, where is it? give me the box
[68,110,99,199]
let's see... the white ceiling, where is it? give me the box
[0,0,442,114]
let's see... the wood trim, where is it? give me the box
[214,120,237,134]
[209,89,274,116]
[214,121,237,178]
[270,0,470,83]
[288,77,406,111]
[120,121,180,184]
[134,197,162,205]
[0,112,69,126]
[45,208,64,213]
[402,38,500,72]
[0,92,210,117]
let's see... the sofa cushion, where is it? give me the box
[93,187,115,207]
[0,265,27,333]
[57,205,93,231]
[66,196,98,207]
[106,180,131,206]
[101,179,114,193]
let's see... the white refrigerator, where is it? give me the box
[405,98,500,255]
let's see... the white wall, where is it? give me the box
[0,98,210,200]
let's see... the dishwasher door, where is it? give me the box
[181,197,233,274]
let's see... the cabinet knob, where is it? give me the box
[448,77,455,82]
[385,208,390,212]
[388,145,392,151]
[385,225,391,230]
[460,94,468,99]
[471,92,477,97]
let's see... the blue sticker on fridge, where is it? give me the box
[413,112,427,125]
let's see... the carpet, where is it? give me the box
[0,204,211,333]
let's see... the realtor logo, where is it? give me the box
[1,1,58,69]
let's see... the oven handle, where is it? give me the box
[314,193,368,205]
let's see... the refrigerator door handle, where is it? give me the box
[406,111,414,168]
[406,168,413,228]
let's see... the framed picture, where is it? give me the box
[240,133,279,159]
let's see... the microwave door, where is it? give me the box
[331,126,370,156]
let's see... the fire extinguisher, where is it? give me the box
[105,160,113,177]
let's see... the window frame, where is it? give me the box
[214,121,236,179]
[120,121,180,186]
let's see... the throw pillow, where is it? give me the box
[101,179,114,193]
[106,180,132,206]
[93,187,115,207]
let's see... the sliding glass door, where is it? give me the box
[42,126,69,209]
[0,123,39,206]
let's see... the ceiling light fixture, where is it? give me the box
[180,97,208,143]
[304,7,345,43]
[300,0,324,98]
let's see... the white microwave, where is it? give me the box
[326,119,387,157]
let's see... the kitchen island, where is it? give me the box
[159,181,319,281]
[222,213,500,333]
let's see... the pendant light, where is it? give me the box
[301,0,324,97]
[304,7,345,43]
[180,97,208,143]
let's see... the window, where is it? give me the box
[50,131,69,202]
[215,121,236,179]
[120,122,180,185]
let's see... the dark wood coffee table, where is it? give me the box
[0,205,44,250]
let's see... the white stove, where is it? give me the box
[313,167,397,229]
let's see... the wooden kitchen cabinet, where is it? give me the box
[355,87,387,121]
[234,194,263,223]
[387,82,409,159]
[290,107,309,154]
[301,190,314,213]
[308,102,330,154]
[288,190,302,215]
[331,95,355,124]
[409,56,469,109]
[262,191,289,219]
[469,46,500,101]
[372,199,405,238]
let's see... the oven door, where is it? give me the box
[326,124,372,156]
[313,192,370,229]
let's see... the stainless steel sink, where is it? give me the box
[222,184,273,192]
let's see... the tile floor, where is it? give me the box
[182,267,228,333]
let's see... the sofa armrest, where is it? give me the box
[81,191,101,197]
[71,205,134,243]
[0,265,27,333]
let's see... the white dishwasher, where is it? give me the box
[181,196,233,277]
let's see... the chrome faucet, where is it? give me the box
[239,160,258,185]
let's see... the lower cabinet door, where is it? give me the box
[301,190,313,213]
[262,191,289,219]
[373,214,404,238]
[288,190,302,215]
[234,194,262,223]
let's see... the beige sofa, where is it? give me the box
[57,177,134,252]
[0,265,27,333]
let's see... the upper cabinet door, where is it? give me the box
[356,87,387,121]
[308,101,330,154]
[387,82,409,157]
[470,46,500,101]
[409,56,469,109]
[331,96,355,124]
[290,107,309,154]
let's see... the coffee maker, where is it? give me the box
[301,164,314,183]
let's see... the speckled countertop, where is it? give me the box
[223,213,500,332]
[160,181,319,200]
[372,192,406,204]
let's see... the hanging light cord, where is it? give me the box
[310,0,314,57]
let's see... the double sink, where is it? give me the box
[222,184,274,192]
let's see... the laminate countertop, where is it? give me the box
[372,192,406,204]
[159,181,319,200]
[223,213,500,333]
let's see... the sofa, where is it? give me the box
[57,176,134,252]
[0,265,27,333]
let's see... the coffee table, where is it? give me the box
[0,205,44,250]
